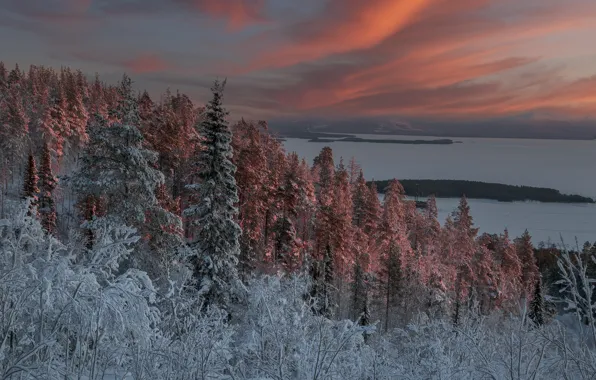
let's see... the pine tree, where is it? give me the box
[528,275,544,327]
[330,162,354,276]
[71,113,163,227]
[64,69,89,151]
[48,81,68,159]
[451,195,478,306]
[352,170,369,229]
[111,73,140,126]
[498,229,523,306]
[313,147,336,260]
[273,152,316,271]
[22,153,40,210]
[232,119,269,270]
[183,79,243,308]
[0,83,29,168]
[516,229,539,300]
[378,180,410,331]
[38,143,58,235]
[0,61,7,96]
[89,73,109,120]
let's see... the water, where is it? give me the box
[283,135,596,245]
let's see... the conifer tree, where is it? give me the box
[48,81,68,159]
[64,69,89,151]
[516,229,539,300]
[352,170,369,229]
[272,152,315,271]
[0,83,29,168]
[7,64,23,86]
[498,229,523,306]
[38,143,58,235]
[232,119,269,270]
[528,275,544,327]
[330,162,354,276]
[313,147,336,259]
[89,73,109,120]
[378,180,410,331]
[450,195,478,308]
[71,113,162,227]
[0,61,7,96]
[184,79,243,308]
[22,153,40,211]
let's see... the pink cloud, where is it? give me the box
[122,54,169,74]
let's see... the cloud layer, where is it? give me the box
[1,0,595,124]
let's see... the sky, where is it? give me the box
[1,0,595,129]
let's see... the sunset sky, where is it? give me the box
[1,0,595,126]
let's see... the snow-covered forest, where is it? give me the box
[0,62,595,379]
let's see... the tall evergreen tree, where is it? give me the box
[528,275,545,327]
[378,180,410,331]
[450,195,479,311]
[0,61,7,97]
[516,229,540,300]
[309,244,334,317]
[313,147,336,260]
[63,68,89,152]
[89,73,109,120]
[232,119,269,270]
[38,143,58,235]
[22,153,39,204]
[183,79,243,308]
[48,81,68,159]
[71,113,162,227]
[0,83,29,169]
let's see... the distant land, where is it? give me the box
[371,179,595,204]
[274,130,456,144]
[269,117,596,140]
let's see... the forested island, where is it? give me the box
[371,179,595,203]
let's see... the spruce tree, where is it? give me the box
[71,77,186,281]
[22,153,39,207]
[183,79,243,308]
[516,229,540,299]
[1,83,29,168]
[528,275,545,327]
[38,143,58,235]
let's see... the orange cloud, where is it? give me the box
[217,0,596,120]
[123,54,169,74]
[247,0,434,70]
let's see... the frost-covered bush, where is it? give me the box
[234,275,376,380]
[0,201,158,379]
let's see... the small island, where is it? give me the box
[370,179,595,204]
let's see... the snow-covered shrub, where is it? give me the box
[234,275,375,380]
[0,201,158,379]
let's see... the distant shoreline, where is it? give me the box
[371,179,595,204]
[308,136,456,144]
[275,131,457,145]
